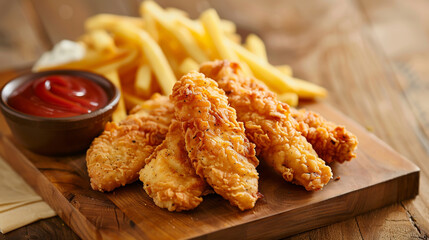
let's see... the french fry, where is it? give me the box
[141,5,159,42]
[172,11,235,36]
[230,39,327,98]
[123,92,146,110]
[226,33,241,44]
[103,70,127,122]
[173,12,204,37]
[230,39,296,92]
[159,31,183,56]
[112,22,176,95]
[164,9,217,59]
[276,64,293,77]
[277,92,299,107]
[134,64,152,98]
[172,17,216,60]
[245,34,267,62]
[179,58,199,75]
[149,75,161,94]
[142,1,209,63]
[293,78,328,99]
[163,48,182,77]
[200,9,253,75]
[85,14,144,32]
[118,64,138,86]
[94,49,138,74]
[81,29,116,53]
[171,27,209,63]
[200,9,237,61]
[220,19,236,34]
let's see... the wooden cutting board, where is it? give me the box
[0,102,419,240]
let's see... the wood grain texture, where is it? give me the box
[355,0,429,236]
[1,0,429,239]
[0,100,419,240]
[235,0,429,238]
[1,217,79,240]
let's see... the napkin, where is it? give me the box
[0,156,56,234]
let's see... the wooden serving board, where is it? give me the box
[0,102,419,240]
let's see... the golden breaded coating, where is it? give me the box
[200,60,332,191]
[171,71,260,210]
[86,95,174,192]
[291,108,358,163]
[139,120,209,212]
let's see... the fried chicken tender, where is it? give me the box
[291,108,358,163]
[139,120,209,212]
[86,95,174,192]
[200,60,332,191]
[171,71,260,210]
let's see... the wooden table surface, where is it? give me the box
[1,0,428,239]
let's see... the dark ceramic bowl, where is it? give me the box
[0,70,120,155]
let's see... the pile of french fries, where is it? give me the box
[35,1,327,122]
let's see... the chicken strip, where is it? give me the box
[291,108,358,163]
[200,60,332,191]
[171,71,260,210]
[139,120,209,212]
[86,95,174,192]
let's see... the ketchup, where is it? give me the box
[7,75,108,118]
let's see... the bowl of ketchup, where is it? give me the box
[0,70,120,155]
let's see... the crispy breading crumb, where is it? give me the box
[171,71,260,210]
[200,60,332,191]
[86,95,174,192]
[291,108,358,164]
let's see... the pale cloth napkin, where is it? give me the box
[0,156,56,234]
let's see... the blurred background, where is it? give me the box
[0,0,347,72]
